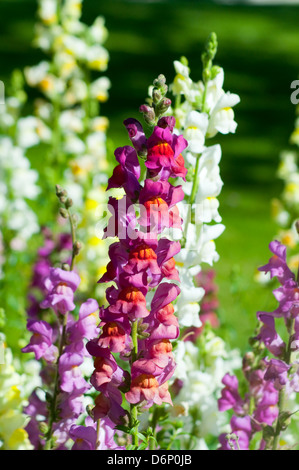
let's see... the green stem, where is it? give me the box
[271,318,295,450]
[188,153,201,206]
[96,419,101,449]
[44,314,68,450]
[67,209,76,270]
[130,320,139,447]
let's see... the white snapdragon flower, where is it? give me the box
[17,116,51,148]
[172,330,242,446]
[91,116,109,133]
[277,150,298,180]
[38,0,57,25]
[62,34,87,59]
[174,341,201,380]
[86,45,109,71]
[174,268,204,328]
[207,91,240,138]
[63,133,85,155]
[11,168,40,200]
[34,99,53,121]
[290,117,299,146]
[59,109,85,134]
[89,17,108,44]
[172,60,201,104]
[195,144,223,201]
[7,199,39,240]
[282,174,299,206]
[24,61,50,87]
[63,78,88,105]
[195,197,221,224]
[177,222,225,269]
[69,154,94,180]
[203,69,240,137]
[86,132,107,160]
[183,110,209,154]
[90,77,111,102]
[62,0,83,20]
[54,51,77,79]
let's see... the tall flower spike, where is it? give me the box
[218,240,299,450]
[87,75,186,449]
[165,34,240,450]
[22,186,103,450]
[23,0,112,302]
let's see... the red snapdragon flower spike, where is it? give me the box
[87,111,187,427]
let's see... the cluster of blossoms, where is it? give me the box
[218,240,299,450]
[0,71,40,271]
[26,226,72,322]
[1,0,111,360]
[21,187,126,450]
[141,33,240,448]
[22,266,99,449]
[169,32,240,330]
[0,333,41,450]
[86,76,187,447]
[255,104,299,287]
[23,0,111,298]
[170,327,241,450]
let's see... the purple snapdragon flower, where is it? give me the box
[41,267,80,315]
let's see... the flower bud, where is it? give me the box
[56,185,67,199]
[62,263,70,271]
[59,208,69,219]
[39,422,48,434]
[156,98,171,117]
[262,425,275,444]
[73,240,82,255]
[86,404,94,419]
[139,104,156,126]
[65,198,73,209]
[152,88,162,104]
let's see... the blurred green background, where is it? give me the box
[1,0,299,353]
